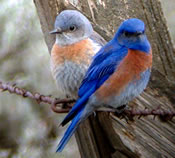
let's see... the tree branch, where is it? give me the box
[0,80,175,120]
[0,80,74,113]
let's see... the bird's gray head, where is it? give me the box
[50,10,93,46]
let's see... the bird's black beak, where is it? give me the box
[49,27,62,34]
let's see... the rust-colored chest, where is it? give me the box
[96,49,152,99]
[51,39,94,66]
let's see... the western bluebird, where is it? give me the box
[50,10,103,102]
[56,18,152,152]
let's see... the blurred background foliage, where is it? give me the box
[0,0,79,158]
[0,0,174,158]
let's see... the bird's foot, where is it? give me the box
[114,104,128,115]
[51,98,75,113]
[112,105,134,123]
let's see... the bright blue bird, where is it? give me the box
[57,18,152,152]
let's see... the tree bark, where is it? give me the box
[34,0,175,157]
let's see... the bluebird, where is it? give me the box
[50,10,102,101]
[56,18,152,152]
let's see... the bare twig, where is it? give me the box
[0,80,175,120]
[124,108,175,121]
[0,80,74,113]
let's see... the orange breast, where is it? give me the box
[95,49,152,99]
[51,39,94,66]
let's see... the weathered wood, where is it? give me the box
[33,0,56,52]
[34,0,175,157]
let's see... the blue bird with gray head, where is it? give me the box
[50,10,102,102]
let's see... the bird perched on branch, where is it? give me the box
[57,18,152,152]
[50,10,103,103]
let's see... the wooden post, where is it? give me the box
[34,0,175,157]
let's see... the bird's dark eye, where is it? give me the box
[123,30,144,37]
[124,31,132,37]
[69,25,76,32]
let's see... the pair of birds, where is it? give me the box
[50,10,152,152]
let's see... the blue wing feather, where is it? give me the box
[79,40,127,97]
[61,40,127,126]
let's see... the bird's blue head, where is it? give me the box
[115,18,151,53]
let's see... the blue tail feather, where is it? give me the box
[61,85,96,126]
[56,108,84,152]
[57,85,96,151]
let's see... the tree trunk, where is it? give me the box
[34,0,175,157]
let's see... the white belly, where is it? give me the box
[51,60,88,99]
